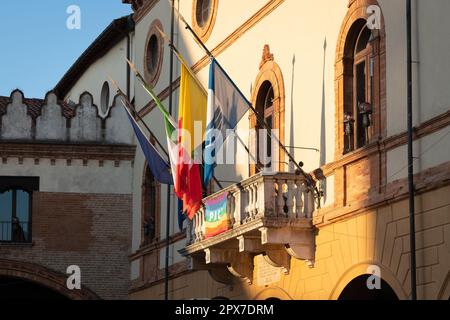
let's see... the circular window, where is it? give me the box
[100,81,110,114]
[192,0,218,42]
[146,34,159,74]
[196,0,211,28]
[144,20,164,87]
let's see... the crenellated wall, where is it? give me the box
[0,89,134,145]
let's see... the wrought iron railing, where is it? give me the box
[0,221,30,243]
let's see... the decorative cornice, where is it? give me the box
[260,44,274,69]
[0,142,136,162]
[123,0,159,23]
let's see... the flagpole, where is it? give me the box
[155,27,259,167]
[172,5,320,204]
[164,0,176,302]
[127,58,225,191]
[109,77,170,160]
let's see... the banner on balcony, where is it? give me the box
[205,192,231,239]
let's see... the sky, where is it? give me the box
[0,1,132,98]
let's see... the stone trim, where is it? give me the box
[129,231,186,261]
[315,160,450,227]
[0,142,136,163]
[144,19,165,88]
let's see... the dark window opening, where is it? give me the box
[0,277,69,300]
[0,177,38,243]
[142,167,158,246]
[100,81,110,114]
[255,81,275,172]
[146,34,159,75]
[338,274,399,300]
[344,24,374,154]
[196,0,211,28]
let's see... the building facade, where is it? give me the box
[123,0,450,300]
[2,0,449,300]
[0,88,135,298]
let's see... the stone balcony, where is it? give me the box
[179,172,317,284]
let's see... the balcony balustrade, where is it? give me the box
[179,172,317,284]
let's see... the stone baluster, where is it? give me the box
[276,179,285,217]
[295,181,305,218]
[233,190,242,227]
[286,179,295,218]
[245,185,252,221]
[250,183,258,218]
[303,189,315,219]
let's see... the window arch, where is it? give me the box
[250,45,285,176]
[141,165,161,246]
[335,0,386,157]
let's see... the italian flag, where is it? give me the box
[140,63,206,220]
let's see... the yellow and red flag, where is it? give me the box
[176,64,207,219]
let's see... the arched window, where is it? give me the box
[141,166,160,246]
[344,24,374,153]
[100,81,110,114]
[255,81,275,172]
[250,45,286,176]
[0,189,31,243]
[336,1,386,157]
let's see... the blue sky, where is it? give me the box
[0,1,131,98]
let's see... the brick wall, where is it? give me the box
[0,192,132,300]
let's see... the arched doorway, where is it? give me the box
[0,259,99,300]
[338,274,399,300]
[0,276,69,300]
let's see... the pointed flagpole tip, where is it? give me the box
[126,58,139,75]
[108,76,119,90]
[155,25,169,43]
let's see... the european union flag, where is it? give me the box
[124,106,173,185]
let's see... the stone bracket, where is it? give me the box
[204,248,254,284]
[260,227,315,268]
[237,235,263,253]
[263,248,290,275]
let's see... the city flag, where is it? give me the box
[123,106,173,185]
[177,64,207,219]
[203,59,251,185]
